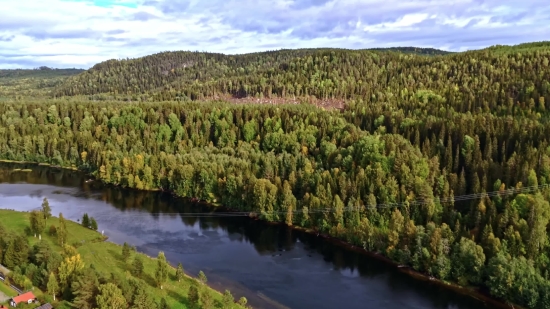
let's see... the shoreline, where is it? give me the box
[0,160,522,309]
[0,208,250,309]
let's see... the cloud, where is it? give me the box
[0,0,548,68]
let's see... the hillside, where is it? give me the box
[0,67,84,100]
[0,209,246,309]
[52,43,550,112]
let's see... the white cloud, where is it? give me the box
[0,0,548,68]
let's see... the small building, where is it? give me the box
[34,304,53,309]
[9,291,36,307]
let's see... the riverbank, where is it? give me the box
[295,227,522,309]
[0,161,520,309]
[0,209,247,309]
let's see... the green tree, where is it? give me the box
[29,210,46,237]
[198,270,207,285]
[452,237,486,285]
[90,217,98,231]
[47,272,59,301]
[201,288,214,309]
[131,256,144,278]
[121,242,131,263]
[82,213,90,228]
[57,212,68,246]
[188,285,200,307]
[176,262,184,282]
[3,236,29,269]
[222,289,234,308]
[132,284,156,309]
[154,251,169,289]
[238,296,248,307]
[41,197,51,221]
[96,283,127,309]
[71,268,99,309]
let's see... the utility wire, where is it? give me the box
[77,183,549,218]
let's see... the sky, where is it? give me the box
[0,0,548,69]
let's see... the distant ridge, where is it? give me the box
[366,46,453,55]
[0,67,85,78]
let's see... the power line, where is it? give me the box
[74,183,549,218]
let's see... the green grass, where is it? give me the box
[0,281,17,297]
[0,209,245,309]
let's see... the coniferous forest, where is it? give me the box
[1,42,550,308]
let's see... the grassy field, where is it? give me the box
[0,280,17,297]
[0,209,246,309]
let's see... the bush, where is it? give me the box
[49,225,57,236]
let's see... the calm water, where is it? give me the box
[0,164,495,309]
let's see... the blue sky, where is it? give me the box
[0,0,549,69]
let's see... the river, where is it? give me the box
[0,163,496,309]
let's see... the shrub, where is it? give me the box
[49,225,57,236]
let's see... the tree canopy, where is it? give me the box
[1,42,550,309]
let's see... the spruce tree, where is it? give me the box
[82,213,90,228]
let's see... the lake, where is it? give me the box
[0,163,496,309]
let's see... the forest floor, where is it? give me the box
[0,209,245,309]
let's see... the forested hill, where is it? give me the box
[0,67,84,100]
[52,42,550,106]
[0,67,84,78]
[52,46,455,102]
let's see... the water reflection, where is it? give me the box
[0,164,493,309]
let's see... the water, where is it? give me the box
[0,164,496,309]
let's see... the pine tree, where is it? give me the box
[198,270,207,285]
[3,240,17,269]
[90,217,98,231]
[121,242,131,263]
[71,268,99,309]
[82,213,90,228]
[131,256,144,278]
[222,289,234,308]
[188,285,200,307]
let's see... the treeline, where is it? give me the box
[0,97,549,308]
[52,42,550,107]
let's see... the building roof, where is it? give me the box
[12,291,36,304]
[35,304,53,309]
